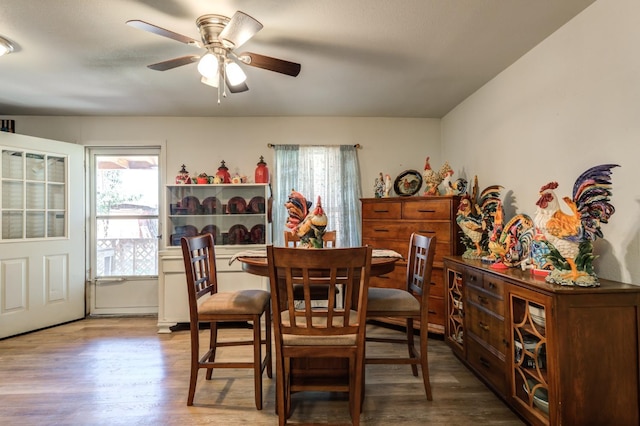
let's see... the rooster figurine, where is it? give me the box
[534,164,619,286]
[284,189,311,232]
[422,157,442,195]
[295,196,328,248]
[456,177,503,258]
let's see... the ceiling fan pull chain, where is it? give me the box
[217,56,224,104]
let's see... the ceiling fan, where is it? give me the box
[127,11,301,103]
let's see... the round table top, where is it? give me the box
[237,255,399,277]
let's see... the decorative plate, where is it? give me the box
[181,196,201,214]
[248,196,266,214]
[226,196,247,214]
[393,169,423,196]
[228,224,249,244]
[250,224,266,244]
[201,197,222,214]
[200,224,220,241]
[175,225,198,237]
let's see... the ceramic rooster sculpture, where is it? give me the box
[533,164,619,286]
[486,213,535,269]
[285,190,328,248]
[421,157,441,195]
[456,177,503,258]
[285,189,311,233]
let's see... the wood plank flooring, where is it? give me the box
[0,317,524,425]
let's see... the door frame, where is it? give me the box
[84,142,166,315]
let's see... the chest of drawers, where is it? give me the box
[361,196,463,334]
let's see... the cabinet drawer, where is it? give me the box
[369,262,406,288]
[466,304,506,354]
[467,337,507,395]
[362,221,451,243]
[362,202,402,219]
[364,238,452,267]
[403,200,453,220]
[367,261,444,297]
[464,269,504,298]
[466,285,504,316]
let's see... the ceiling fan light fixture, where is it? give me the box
[0,36,14,56]
[225,61,247,86]
[197,53,218,78]
[201,75,219,88]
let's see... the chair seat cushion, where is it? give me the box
[367,287,420,314]
[280,310,359,346]
[198,289,270,315]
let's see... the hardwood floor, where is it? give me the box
[0,317,524,425]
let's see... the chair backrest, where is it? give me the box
[406,233,436,303]
[181,233,218,323]
[267,245,372,340]
[283,230,337,248]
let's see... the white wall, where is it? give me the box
[8,116,440,199]
[442,0,640,285]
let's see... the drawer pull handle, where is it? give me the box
[488,282,496,289]
[429,281,436,286]
[428,310,437,314]
[417,209,436,213]
[478,295,488,304]
[373,229,390,232]
[479,356,491,369]
[373,209,389,213]
[419,230,436,234]
[479,321,489,331]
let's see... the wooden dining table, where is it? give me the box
[233,248,402,391]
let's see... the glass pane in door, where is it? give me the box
[95,155,159,277]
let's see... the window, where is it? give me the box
[1,149,67,240]
[93,154,159,277]
[273,145,362,247]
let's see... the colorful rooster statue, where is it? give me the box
[285,189,311,232]
[486,213,535,270]
[533,164,619,286]
[456,176,503,258]
[284,190,328,248]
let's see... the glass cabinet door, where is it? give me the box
[446,267,465,353]
[166,184,270,247]
[510,293,550,424]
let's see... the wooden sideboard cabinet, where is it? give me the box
[361,196,463,334]
[444,256,640,426]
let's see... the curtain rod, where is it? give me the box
[267,143,361,148]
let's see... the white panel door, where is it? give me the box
[0,132,84,339]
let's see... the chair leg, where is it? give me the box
[275,353,287,425]
[187,323,200,406]
[253,314,263,410]
[206,322,218,380]
[406,318,419,376]
[265,303,273,378]
[351,353,362,426]
[420,325,433,400]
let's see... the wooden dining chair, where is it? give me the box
[266,245,373,425]
[284,230,339,303]
[283,230,337,247]
[365,233,436,400]
[181,233,272,408]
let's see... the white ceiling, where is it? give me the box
[0,0,595,118]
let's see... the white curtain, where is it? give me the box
[273,145,362,247]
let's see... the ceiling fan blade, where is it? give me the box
[226,78,249,93]
[126,20,200,47]
[238,52,301,77]
[218,11,263,49]
[148,55,199,71]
